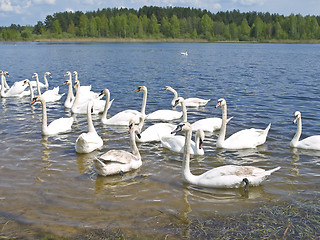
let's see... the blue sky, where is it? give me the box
[0,0,319,27]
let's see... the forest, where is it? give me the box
[1,6,320,42]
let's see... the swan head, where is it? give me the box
[64,71,72,77]
[135,86,147,93]
[32,73,38,79]
[293,111,301,124]
[173,97,184,108]
[72,71,78,76]
[171,122,191,134]
[0,71,9,77]
[129,119,141,139]
[99,88,110,97]
[30,95,43,104]
[23,79,30,86]
[45,72,52,78]
[215,98,226,108]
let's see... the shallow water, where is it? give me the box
[0,42,319,237]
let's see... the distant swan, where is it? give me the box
[101,86,146,126]
[75,101,103,153]
[215,98,271,149]
[94,120,142,176]
[290,111,320,150]
[163,86,210,108]
[172,122,280,190]
[30,95,73,136]
[181,50,188,56]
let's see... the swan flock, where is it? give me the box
[3,69,318,191]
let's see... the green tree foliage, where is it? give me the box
[1,6,320,41]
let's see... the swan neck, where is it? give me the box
[182,128,194,183]
[87,103,96,133]
[40,99,48,134]
[36,75,41,95]
[141,88,147,115]
[27,81,34,100]
[217,104,227,145]
[181,101,188,122]
[101,91,110,121]
[66,82,74,103]
[130,128,141,159]
[43,75,49,89]
[1,74,5,95]
[72,84,81,109]
[291,117,302,146]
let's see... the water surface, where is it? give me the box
[0,42,319,238]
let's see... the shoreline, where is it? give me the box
[1,37,320,44]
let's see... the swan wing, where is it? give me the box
[138,123,176,142]
[99,150,138,164]
[146,109,182,121]
[297,135,320,150]
[161,135,198,154]
[75,132,103,153]
[184,98,211,107]
[47,117,73,134]
[104,110,142,125]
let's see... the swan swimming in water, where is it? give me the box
[163,86,211,108]
[101,86,145,126]
[29,72,51,91]
[1,71,29,98]
[290,111,320,150]
[215,98,271,149]
[75,100,103,153]
[172,122,280,190]
[32,73,64,102]
[30,95,74,136]
[94,120,142,176]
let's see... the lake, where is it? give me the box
[0,42,319,239]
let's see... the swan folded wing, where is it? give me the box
[146,110,182,121]
[184,98,211,107]
[99,150,139,164]
[298,135,320,150]
[105,110,142,125]
[191,118,222,132]
[47,117,73,133]
[225,128,269,148]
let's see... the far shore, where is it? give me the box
[1,37,320,44]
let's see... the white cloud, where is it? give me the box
[0,0,31,13]
[33,0,56,4]
[65,8,74,13]
[232,0,264,6]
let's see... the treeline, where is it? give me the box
[1,6,320,41]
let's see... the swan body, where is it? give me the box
[137,122,176,142]
[161,129,205,155]
[32,73,64,102]
[173,122,280,189]
[1,71,28,98]
[191,117,233,132]
[216,98,271,149]
[94,120,142,176]
[164,86,210,108]
[181,50,188,56]
[101,86,146,126]
[30,95,73,136]
[146,109,182,121]
[71,78,101,114]
[290,111,320,150]
[75,101,103,153]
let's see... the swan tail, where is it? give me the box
[265,166,280,175]
[226,116,234,123]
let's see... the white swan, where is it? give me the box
[75,101,103,153]
[144,86,182,121]
[30,95,73,136]
[181,50,188,56]
[71,78,101,114]
[73,71,92,92]
[29,72,50,90]
[23,79,34,101]
[161,128,205,155]
[94,120,142,176]
[172,122,280,189]
[215,98,271,149]
[0,70,10,91]
[290,111,320,150]
[32,73,64,102]
[101,86,146,126]
[164,86,210,108]
[1,71,28,98]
